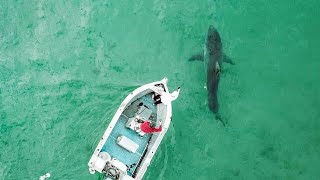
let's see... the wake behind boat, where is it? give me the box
[88,78,180,180]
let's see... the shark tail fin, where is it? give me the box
[215,114,228,127]
[188,53,204,61]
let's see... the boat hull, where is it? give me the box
[88,78,173,180]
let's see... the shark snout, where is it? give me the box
[208,25,218,36]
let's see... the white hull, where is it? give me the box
[88,78,174,180]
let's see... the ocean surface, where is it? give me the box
[1,0,319,179]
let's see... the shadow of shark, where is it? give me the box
[189,25,234,126]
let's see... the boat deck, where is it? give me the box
[101,93,157,175]
[122,94,157,120]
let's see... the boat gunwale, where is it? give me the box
[88,78,172,180]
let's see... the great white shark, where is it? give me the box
[189,25,234,126]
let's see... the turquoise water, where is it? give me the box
[1,0,320,179]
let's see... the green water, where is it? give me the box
[1,0,320,179]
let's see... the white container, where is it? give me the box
[116,135,139,153]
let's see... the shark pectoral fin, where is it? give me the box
[188,53,204,61]
[222,53,235,65]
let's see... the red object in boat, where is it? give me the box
[140,121,162,133]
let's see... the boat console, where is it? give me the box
[125,105,153,136]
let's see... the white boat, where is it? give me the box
[88,78,178,180]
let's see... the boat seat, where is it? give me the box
[110,158,128,173]
[116,135,139,153]
[93,156,108,173]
